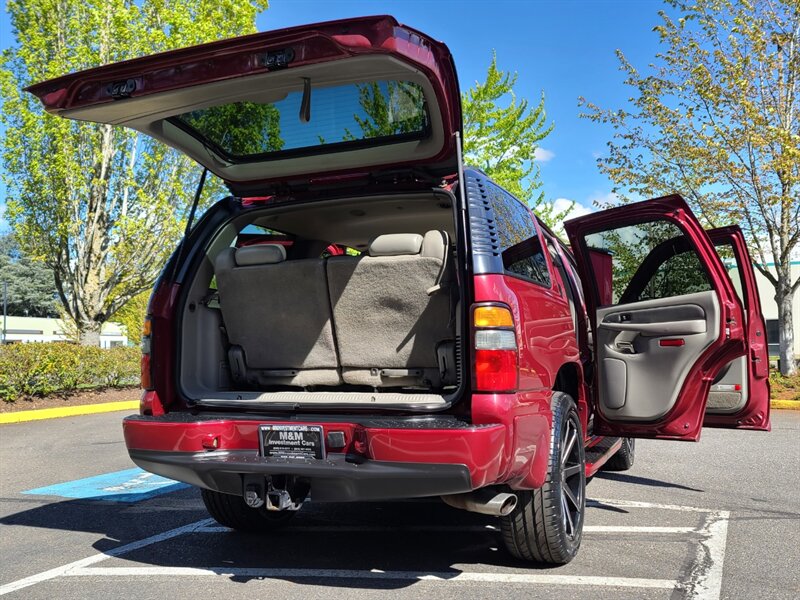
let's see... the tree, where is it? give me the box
[0,233,58,317]
[462,54,570,229]
[111,290,149,346]
[580,0,799,375]
[0,0,268,345]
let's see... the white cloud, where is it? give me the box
[551,197,593,219]
[533,147,555,163]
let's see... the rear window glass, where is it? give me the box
[171,80,430,160]
[486,181,551,287]
[583,220,712,305]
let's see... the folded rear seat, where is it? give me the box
[214,244,342,388]
[327,231,456,389]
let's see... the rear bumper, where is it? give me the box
[123,413,507,502]
[130,449,472,501]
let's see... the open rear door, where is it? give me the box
[704,226,771,430]
[25,16,462,197]
[564,195,747,441]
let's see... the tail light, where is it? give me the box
[473,305,518,392]
[140,316,153,391]
[139,315,166,416]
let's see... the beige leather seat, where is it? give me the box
[214,244,342,388]
[326,231,456,389]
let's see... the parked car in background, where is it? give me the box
[28,15,770,564]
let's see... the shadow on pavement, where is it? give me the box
[0,490,572,589]
[595,472,704,492]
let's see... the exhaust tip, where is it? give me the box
[498,494,517,516]
[441,490,518,517]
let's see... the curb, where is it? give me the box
[0,400,140,424]
[771,399,800,411]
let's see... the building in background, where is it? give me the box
[728,261,800,360]
[1,316,127,348]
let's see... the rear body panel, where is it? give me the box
[704,226,771,430]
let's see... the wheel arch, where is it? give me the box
[552,362,588,431]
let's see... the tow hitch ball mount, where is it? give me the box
[243,475,307,511]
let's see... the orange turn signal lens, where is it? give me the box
[473,306,514,328]
[142,317,152,337]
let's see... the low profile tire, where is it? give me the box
[201,489,297,532]
[501,391,586,564]
[601,437,635,472]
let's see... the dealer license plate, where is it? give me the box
[259,424,325,460]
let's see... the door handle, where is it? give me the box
[615,341,635,354]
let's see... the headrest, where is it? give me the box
[235,244,286,266]
[368,233,423,257]
[421,230,448,261]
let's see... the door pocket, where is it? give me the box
[602,358,628,409]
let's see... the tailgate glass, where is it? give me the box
[171,80,430,160]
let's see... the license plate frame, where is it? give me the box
[259,424,325,460]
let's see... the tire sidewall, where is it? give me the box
[548,392,586,560]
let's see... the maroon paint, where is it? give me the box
[471,273,585,490]
[703,226,771,431]
[123,418,507,487]
[25,16,462,190]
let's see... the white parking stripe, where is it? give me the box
[0,500,728,597]
[194,524,696,534]
[0,519,213,597]
[686,511,731,600]
[589,498,718,513]
[66,566,681,589]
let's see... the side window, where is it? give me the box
[488,182,551,287]
[714,242,746,306]
[583,219,712,306]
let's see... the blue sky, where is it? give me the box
[0,0,668,230]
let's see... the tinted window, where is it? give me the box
[765,319,780,356]
[583,219,712,306]
[172,80,429,160]
[487,182,551,287]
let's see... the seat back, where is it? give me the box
[214,245,341,387]
[327,230,455,388]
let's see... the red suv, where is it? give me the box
[29,16,770,564]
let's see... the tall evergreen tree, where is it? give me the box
[0,233,58,318]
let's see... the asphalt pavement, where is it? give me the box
[0,409,798,600]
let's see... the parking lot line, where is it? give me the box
[0,518,213,597]
[686,511,730,600]
[589,498,718,513]
[65,566,682,589]
[194,524,697,534]
[0,499,728,598]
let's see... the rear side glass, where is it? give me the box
[583,220,712,306]
[487,182,551,287]
[715,242,746,306]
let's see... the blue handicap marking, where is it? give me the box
[22,467,189,502]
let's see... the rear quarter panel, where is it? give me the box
[471,273,583,488]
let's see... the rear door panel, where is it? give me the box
[704,226,770,430]
[565,195,746,441]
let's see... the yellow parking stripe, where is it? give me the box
[771,399,800,410]
[0,400,139,424]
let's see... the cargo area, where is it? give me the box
[178,191,464,409]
